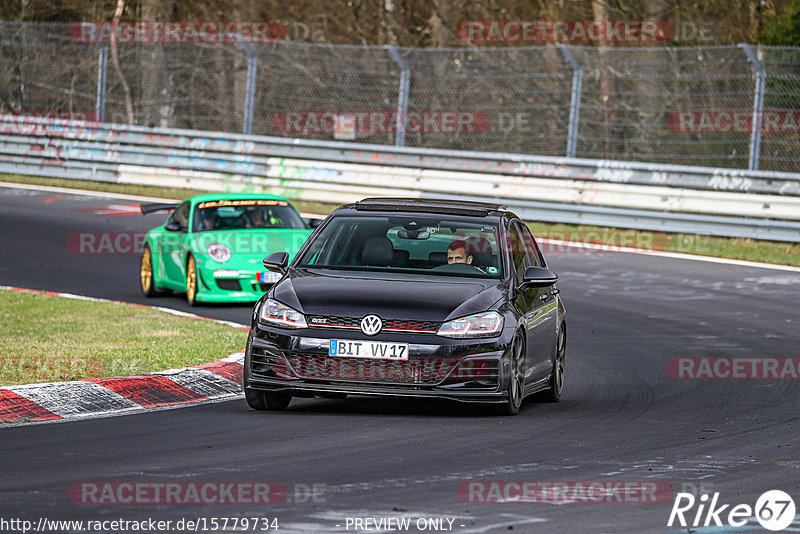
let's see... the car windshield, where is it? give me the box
[296,214,503,278]
[192,199,306,232]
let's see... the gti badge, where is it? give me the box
[360,314,382,336]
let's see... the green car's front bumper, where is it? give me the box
[194,265,281,303]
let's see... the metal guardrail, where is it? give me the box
[1,114,799,242]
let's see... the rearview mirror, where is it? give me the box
[519,266,558,289]
[263,251,289,274]
[397,229,431,240]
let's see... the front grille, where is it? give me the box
[284,355,457,384]
[215,278,241,291]
[252,345,500,390]
[308,315,360,328]
[307,315,439,334]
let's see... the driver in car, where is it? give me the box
[199,209,216,231]
[243,207,266,228]
[447,239,473,265]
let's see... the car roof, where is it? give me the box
[187,192,294,204]
[349,198,509,217]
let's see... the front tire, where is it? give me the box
[186,255,198,306]
[245,387,267,410]
[264,392,292,411]
[500,331,525,415]
[539,323,566,403]
[140,244,169,297]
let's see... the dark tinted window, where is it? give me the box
[192,199,306,232]
[297,214,502,278]
[168,202,190,231]
[518,224,544,268]
[510,222,532,282]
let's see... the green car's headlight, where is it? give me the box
[208,243,231,263]
[437,311,503,338]
[259,299,307,329]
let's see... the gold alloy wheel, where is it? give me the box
[186,256,197,304]
[140,246,153,293]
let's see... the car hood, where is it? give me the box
[188,229,312,265]
[272,268,506,321]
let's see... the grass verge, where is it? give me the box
[0,290,247,387]
[2,173,798,267]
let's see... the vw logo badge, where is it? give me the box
[360,314,382,336]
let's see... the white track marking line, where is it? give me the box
[0,180,321,218]
[538,237,800,272]
[0,285,249,329]
[3,181,796,272]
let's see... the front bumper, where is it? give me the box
[195,267,276,303]
[245,325,515,404]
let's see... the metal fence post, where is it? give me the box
[236,36,258,135]
[739,43,766,171]
[557,44,583,159]
[385,45,411,147]
[96,44,108,122]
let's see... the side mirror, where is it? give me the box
[164,221,182,232]
[519,266,558,289]
[263,251,289,275]
[306,218,324,229]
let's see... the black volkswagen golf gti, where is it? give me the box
[245,198,566,415]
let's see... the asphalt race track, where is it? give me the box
[1,183,799,533]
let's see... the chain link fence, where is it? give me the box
[1,22,799,173]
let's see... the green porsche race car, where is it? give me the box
[139,193,316,305]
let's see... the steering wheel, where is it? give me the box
[431,263,484,274]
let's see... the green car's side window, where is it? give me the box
[168,202,190,232]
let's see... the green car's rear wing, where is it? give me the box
[140,203,178,215]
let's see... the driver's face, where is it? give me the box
[447,247,472,264]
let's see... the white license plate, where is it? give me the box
[256,272,281,283]
[329,340,408,360]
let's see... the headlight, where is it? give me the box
[208,243,231,263]
[437,311,503,338]
[258,298,307,329]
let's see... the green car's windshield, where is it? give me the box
[192,199,306,232]
[297,215,503,278]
